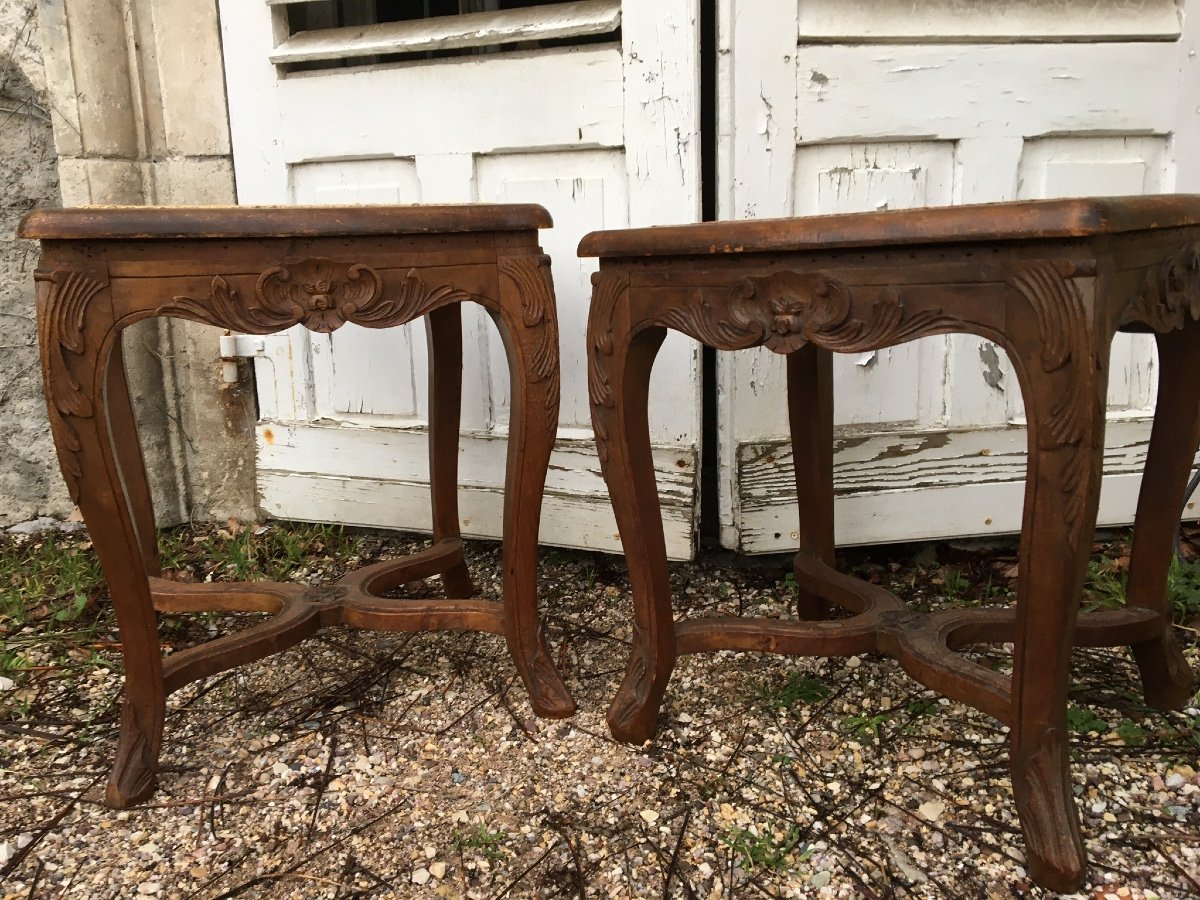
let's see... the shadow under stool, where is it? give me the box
[20,204,576,809]
[579,196,1200,893]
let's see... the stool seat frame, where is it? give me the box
[581,196,1200,893]
[21,204,577,809]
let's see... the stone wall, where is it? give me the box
[0,0,68,524]
[1,0,257,528]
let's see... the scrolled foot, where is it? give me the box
[1011,725,1087,894]
[606,640,670,744]
[520,642,576,719]
[104,708,159,808]
[1132,633,1196,710]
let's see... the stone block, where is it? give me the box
[151,155,235,206]
[151,0,232,156]
[65,0,140,157]
[55,157,146,205]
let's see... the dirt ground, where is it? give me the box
[1,522,1198,899]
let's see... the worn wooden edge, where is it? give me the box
[18,204,553,240]
[577,195,1200,258]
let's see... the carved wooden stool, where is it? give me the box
[21,205,576,808]
[580,196,1200,892]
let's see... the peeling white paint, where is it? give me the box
[226,0,703,555]
[717,0,1198,551]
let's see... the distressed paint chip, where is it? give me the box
[979,341,1005,392]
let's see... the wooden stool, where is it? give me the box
[579,196,1200,893]
[21,204,576,808]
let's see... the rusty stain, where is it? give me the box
[262,428,275,445]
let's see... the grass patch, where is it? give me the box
[159,521,361,582]
[0,521,362,693]
[0,533,105,652]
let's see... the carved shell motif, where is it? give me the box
[159,260,472,334]
[660,271,952,355]
[257,258,383,333]
[735,272,853,353]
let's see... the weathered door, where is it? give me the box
[218,0,701,557]
[717,0,1200,551]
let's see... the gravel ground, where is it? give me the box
[1,526,1198,899]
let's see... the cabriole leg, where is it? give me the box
[37,270,165,807]
[492,256,575,718]
[589,276,673,742]
[1005,266,1110,892]
[426,303,475,598]
[787,345,835,619]
[1125,323,1200,708]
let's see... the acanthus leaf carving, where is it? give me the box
[36,270,108,502]
[1010,724,1083,879]
[158,260,473,334]
[587,269,629,465]
[658,271,956,355]
[1119,243,1200,333]
[1008,261,1092,550]
[498,255,560,431]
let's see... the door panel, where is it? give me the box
[717,0,1200,552]
[220,0,703,557]
[796,141,954,428]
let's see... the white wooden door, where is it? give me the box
[218,0,702,558]
[717,0,1200,552]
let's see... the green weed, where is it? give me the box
[1167,556,1200,624]
[940,566,970,602]
[455,825,507,861]
[1082,557,1127,612]
[752,671,832,712]
[0,535,104,634]
[1066,704,1110,735]
[841,712,892,741]
[1113,718,1148,746]
[720,823,811,872]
